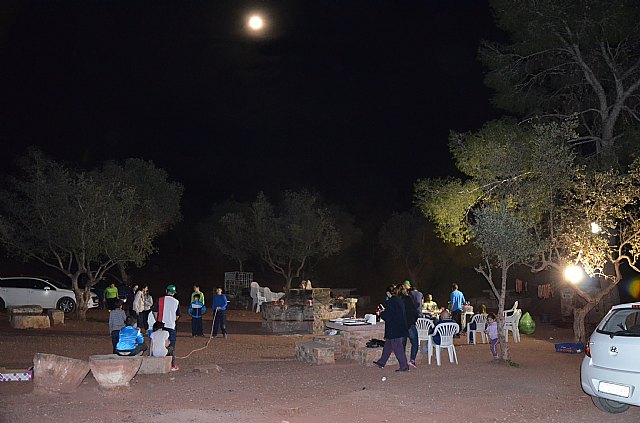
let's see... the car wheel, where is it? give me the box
[0,297,5,311]
[591,396,630,414]
[57,297,76,314]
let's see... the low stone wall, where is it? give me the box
[340,326,385,360]
[11,315,50,329]
[262,301,353,335]
[295,341,335,365]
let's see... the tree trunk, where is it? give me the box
[573,302,597,344]
[117,262,129,284]
[237,259,244,273]
[498,263,510,361]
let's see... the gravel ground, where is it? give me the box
[0,309,638,423]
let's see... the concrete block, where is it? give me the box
[11,315,50,329]
[137,356,171,375]
[295,341,334,364]
[33,353,90,394]
[47,309,65,325]
[89,354,142,389]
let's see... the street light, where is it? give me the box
[591,222,601,234]
[564,265,584,284]
[247,15,264,31]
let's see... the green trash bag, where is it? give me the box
[519,311,536,335]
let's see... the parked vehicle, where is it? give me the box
[0,276,99,313]
[581,302,640,413]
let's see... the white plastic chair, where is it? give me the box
[502,301,519,318]
[504,308,522,342]
[467,313,488,344]
[255,287,267,313]
[250,282,259,311]
[429,322,460,366]
[416,318,435,357]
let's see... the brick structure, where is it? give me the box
[295,341,335,364]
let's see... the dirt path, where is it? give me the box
[1,310,638,423]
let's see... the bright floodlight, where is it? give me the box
[591,222,601,234]
[248,15,264,31]
[564,265,584,284]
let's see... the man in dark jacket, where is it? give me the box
[399,284,420,368]
[373,285,410,372]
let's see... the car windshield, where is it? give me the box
[597,307,640,337]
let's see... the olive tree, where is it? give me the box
[0,151,183,319]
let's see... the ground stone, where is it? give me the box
[33,353,90,394]
[47,309,65,325]
[89,354,142,389]
[11,315,50,329]
[137,356,171,375]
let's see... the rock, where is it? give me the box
[295,341,334,364]
[193,364,224,374]
[47,309,65,325]
[89,354,142,389]
[33,353,90,394]
[137,356,171,375]
[11,315,50,329]
[7,305,43,322]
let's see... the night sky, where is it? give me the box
[0,0,501,221]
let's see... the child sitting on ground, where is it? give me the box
[485,313,500,361]
[188,293,207,337]
[116,316,148,356]
[149,321,177,370]
[109,300,126,354]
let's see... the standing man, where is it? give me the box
[449,283,466,337]
[152,284,180,371]
[403,280,423,317]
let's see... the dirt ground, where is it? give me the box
[1,309,639,423]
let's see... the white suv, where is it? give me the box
[0,277,99,313]
[581,302,640,414]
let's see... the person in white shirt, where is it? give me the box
[152,284,180,370]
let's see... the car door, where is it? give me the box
[591,307,640,373]
[27,278,56,308]
[3,278,31,306]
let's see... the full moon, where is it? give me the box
[248,15,264,31]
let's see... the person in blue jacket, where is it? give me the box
[116,316,148,356]
[212,287,228,338]
[373,285,409,372]
[188,294,207,337]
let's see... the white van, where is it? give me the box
[0,276,99,313]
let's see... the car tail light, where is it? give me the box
[585,337,591,357]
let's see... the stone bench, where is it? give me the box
[47,309,65,325]
[89,354,142,389]
[137,356,171,375]
[8,305,43,322]
[295,341,335,364]
[33,353,90,394]
[11,315,50,329]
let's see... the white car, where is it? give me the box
[0,276,99,313]
[581,302,640,413]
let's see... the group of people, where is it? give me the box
[374,281,501,371]
[108,283,230,372]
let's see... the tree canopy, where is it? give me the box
[0,150,183,318]
[482,0,640,165]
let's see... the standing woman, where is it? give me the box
[138,285,153,332]
[126,283,139,318]
[373,285,409,372]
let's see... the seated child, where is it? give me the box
[149,321,176,368]
[116,316,148,356]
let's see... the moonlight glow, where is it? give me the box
[248,15,264,31]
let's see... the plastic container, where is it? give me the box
[554,342,585,354]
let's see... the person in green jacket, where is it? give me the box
[104,283,119,311]
[191,285,204,305]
